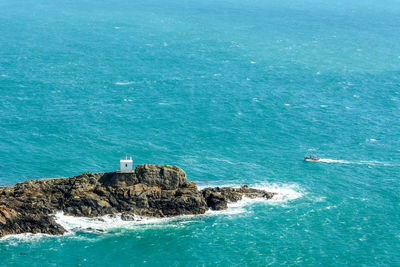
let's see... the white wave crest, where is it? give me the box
[199,182,303,204]
[53,212,175,233]
[52,208,250,235]
[115,81,135,85]
[1,183,303,240]
[249,182,303,203]
[51,182,302,233]
[0,233,53,244]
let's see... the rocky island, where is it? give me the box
[0,164,275,238]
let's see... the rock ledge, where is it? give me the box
[0,164,275,237]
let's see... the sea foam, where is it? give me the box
[54,182,302,233]
[0,232,54,244]
[1,183,303,240]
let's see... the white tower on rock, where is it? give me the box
[119,155,133,173]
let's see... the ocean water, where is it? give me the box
[1,0,400,265]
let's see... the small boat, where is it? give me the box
[304,156,319,162]
[304,151,319,162]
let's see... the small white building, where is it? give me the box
[119,155,133,173]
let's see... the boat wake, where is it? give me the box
[318,158,396,166]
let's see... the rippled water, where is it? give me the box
[1,0,399,265]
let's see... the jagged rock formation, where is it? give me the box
[201,186,275,210]
[0,164,275,237]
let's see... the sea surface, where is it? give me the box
[0,0,399,265]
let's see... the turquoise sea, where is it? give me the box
[1,0,400,265]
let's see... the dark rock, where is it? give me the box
[135,164,188,190]
[206,193,228,210]
[0,165,275,237]
[201,186,276,210]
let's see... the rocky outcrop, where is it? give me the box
[0,164,275,237]
[201,186,275,210]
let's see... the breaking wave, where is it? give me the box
[250,182,303,203]
[53,212,178,233]
[52,182,302,234]
[1,183,303,240]
[197,182,303,204]
[0,233,53,244]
